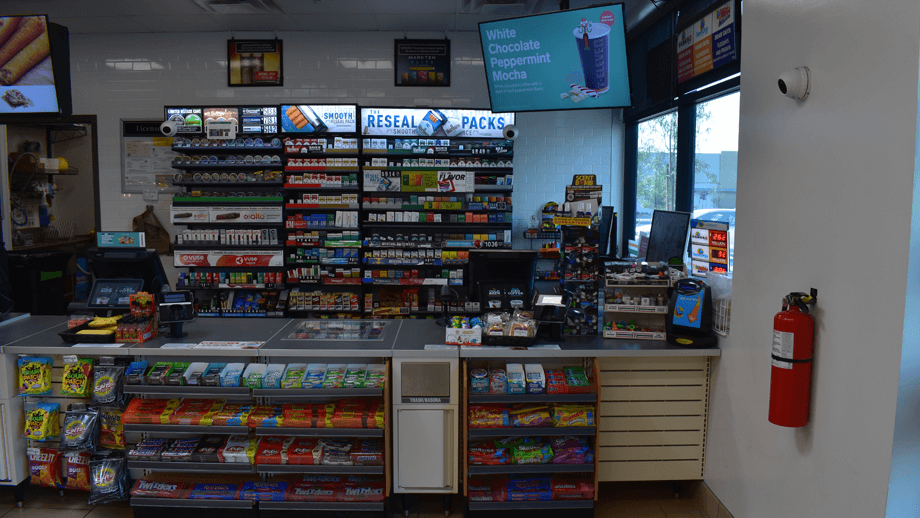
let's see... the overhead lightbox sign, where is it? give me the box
[360,108,514,138]
[281,104,357,133]
[677,0,737,84]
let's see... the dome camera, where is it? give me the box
[160,120,178,137]
[778,67,810,101]
[502,124,519,140]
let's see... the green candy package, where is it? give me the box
[18,357,52,396]
[61,359,94,397]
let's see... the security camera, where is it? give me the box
[502,124,519,140]
[160,120,178,137]
[778,67,810,101]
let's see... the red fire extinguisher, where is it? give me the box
[769,289,817,427]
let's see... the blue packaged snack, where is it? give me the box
[240,481,288,501]
[125,362,148,385]
[189,483,240,500]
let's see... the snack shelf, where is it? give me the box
[363,258,467,266]
[284,184,359,190]
[124,424,250,435]
[173,181,284,187]
[467,464,595,475]
[603,304,668,314]
[286,308,363,314]
[127,461,255,473]
[601,330,666,340]
[130,497,254,509]
[468,500,594,511]
[176,284,286,291]
[251,388,383,398]
[285,149,360,156]
[172,146,284,153]
[259,501,385,512]
[362,166,513,173]
[172,164,280,171]
[253,428,384,438]
[284,167,360,173]
[254,465,384,475]
[285,203,360,209]
[172,198,283,205]
[123,385,253,398]
[467,427,596,438]
[467,394,597,404]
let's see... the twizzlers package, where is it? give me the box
[131,479,190,499]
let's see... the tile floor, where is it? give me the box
[2,483,706,518]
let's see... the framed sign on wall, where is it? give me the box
[228,39,283,86]
[395,39,450,87]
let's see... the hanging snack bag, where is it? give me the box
[24,402,60,441]
[93,366,127,407]
[60,409,100,452]
[99,409,125,450]
[65,452,92,491]
[61,359,94,397]
[18,357,52,396]
[88,456,128,504]
[28,447,64,488]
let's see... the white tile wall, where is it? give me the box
[68,30,622,259]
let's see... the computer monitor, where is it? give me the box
[598,206,618,258]
[468,250,539,310]
[645,210,691,264]
[88,248,170,294]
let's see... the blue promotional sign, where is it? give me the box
[711,1,737,69]
[96,231,146,249]
[479,4,631,112]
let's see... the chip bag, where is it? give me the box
[60,409,100,452]
[24,402,60,441]
[28,448,63,488]
[93,366,127,407]
[18,357,52,396]
[99,409,125,450]
[61,359,94,397]
[65,452,92,491]
[89,456,128,504]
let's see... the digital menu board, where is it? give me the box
[203,107,240,131]
[165,107,204,134]
[240,106,279,134]
[0,15,63,114]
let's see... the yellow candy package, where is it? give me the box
[61,359,93,397]
[23,402,60,441]
[18,357,52,396]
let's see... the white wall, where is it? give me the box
[64,31,623,265]
[705,1,920,517]
[887,54,920,518]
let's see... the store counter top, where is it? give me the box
[0,315,720,359]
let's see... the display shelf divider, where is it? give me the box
[467,393,596,404]
[123,385,252,398]
[254,427,384,437]
[124,424,250,435]
[255,465,384,475]
[258,501,385,512]
[251,388,383,398]
[462,359,468,499]
[130,497,254,509]
[126,461,256,474]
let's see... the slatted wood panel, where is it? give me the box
[596,356,710,482]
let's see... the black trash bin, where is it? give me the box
[8,251,73,315]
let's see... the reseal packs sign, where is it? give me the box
[360,108,514,138]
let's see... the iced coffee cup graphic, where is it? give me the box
[573,19,610,94]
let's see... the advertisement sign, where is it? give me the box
[170,206,209,224]
[395,39,451,86]
[209,206,282,223]
[122,119,181,193]
[96,232,146,249]
[360,108,514,138]
[677,1,737,84]
[478,4,631,112]
[0,15,61,114]
[281,105,357,133]
[165,107,203,134]
[173,250,283,268]
[228,39,282,86]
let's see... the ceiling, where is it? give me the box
[0,0,668,35]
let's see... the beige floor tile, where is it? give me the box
[717,502,734,518]
[656,498,703,513]
[83,505,134,518]
[20,489,92,510]
[0,508,89,518]
[665,512,704,518]
[597,499,666,518]
[702,488,720,518]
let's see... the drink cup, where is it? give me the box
[573,22,610,93]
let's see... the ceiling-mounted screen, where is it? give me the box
[479,3,632,112]
[0,15,63,114]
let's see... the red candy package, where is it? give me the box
[64,452,91,491]
[131,479,190,499]
[28,448,63,488]
[285,438,322,465]
[285,475,343,502]
[338,476,385,502]
[468,441,510,465]
[469,405,509,428]
[255,436,292,465]
[551,478,594,500]
[468,476,508,502]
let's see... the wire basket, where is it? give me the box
[712,298,731,337]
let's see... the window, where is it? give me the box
[635,111,678,241]
[693,92,739,264]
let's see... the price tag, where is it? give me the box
[63,355,78,364]
[72,343,124,348]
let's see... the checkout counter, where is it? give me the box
[0,316,719,514]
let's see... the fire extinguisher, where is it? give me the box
[769,289,817,427]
